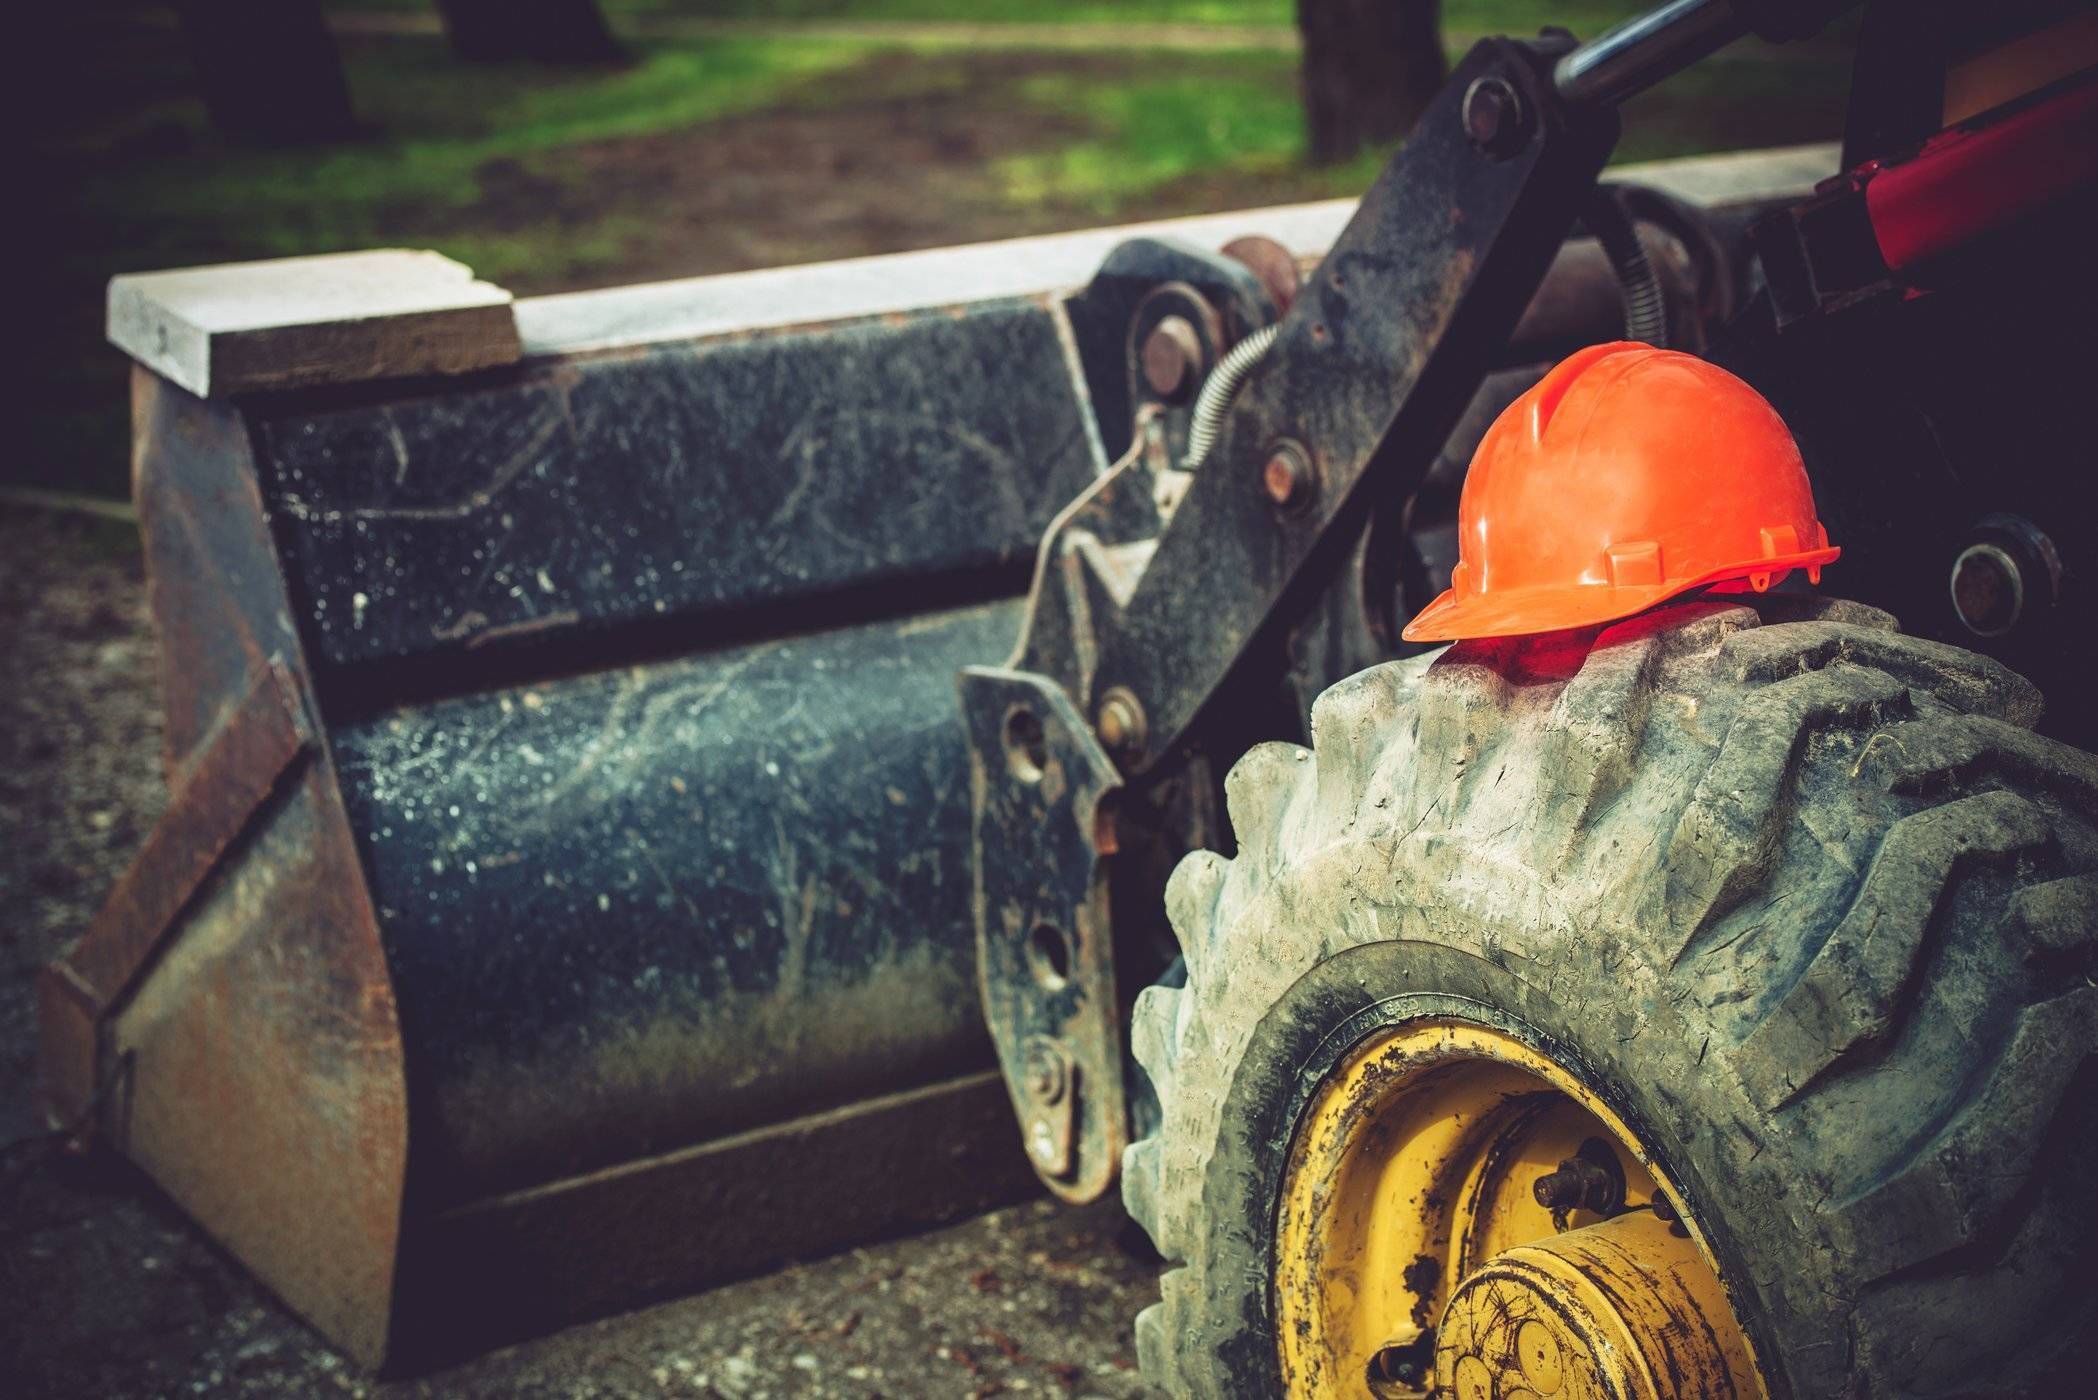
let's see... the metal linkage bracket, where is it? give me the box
[961,406,1198,1199]
[1089,39,1619,774]
[966,38,1621,1195]
[959,670,1127,1200]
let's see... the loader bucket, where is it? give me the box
[42,144,1835,1367]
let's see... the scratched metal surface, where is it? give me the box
[230,287,1131,1215]
[247,300,1103,675]
[330,600,1024,1206]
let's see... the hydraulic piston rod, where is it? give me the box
[1554,0,1747,105]
[1555,0,1859,106]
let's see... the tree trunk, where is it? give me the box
[435,0,625,65]
[1298,0,1448,165]
[174,0,359,145]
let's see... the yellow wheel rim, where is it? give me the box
[1274,1018,1762,1398]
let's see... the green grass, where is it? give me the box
[57,16,1846,294]
[639,0,1647,31]
[37,5,1848,498]
[40,27,879,496]
[726,0,1653,32]
[47,0,1720,303]
[63,34,873,284]
[994,42,1849,216]
[995,64,1377,215]
[325,1,1656,33]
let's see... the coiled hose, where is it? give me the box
[1584,183,1670,346]
[1183,322,1280,471]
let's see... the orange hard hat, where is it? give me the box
[1403,342,1839,642]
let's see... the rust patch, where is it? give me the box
[44,379,411,1367]
[1402,1252,1443,1331]
[55,660,312,1016]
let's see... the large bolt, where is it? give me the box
[1142,315,1205,402]
[1096,686,1147,755]
[1262,442,1316,514]
[1462,76,1530,159]
[1532,1140,1626,1218]
[1023,1037,1068,1105]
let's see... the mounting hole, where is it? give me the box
[1027,922,1073,990]
[1366,1331,1436,1397]
[1004,706,1049,783]
[1950,541,2025,638]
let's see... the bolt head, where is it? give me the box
[1261,443,1314,512]
[1096,702,1128,749]
[1462,76,1530,159]
[1095,687,1147,754]
[1023,1040,1068,1104]
[1142,315,1204,401]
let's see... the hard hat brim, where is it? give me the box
[1400,546,1841,643]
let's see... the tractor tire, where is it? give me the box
[1123,594,2098,1398]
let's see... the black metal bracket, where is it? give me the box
[964,36,1622,1195]
[1063,236,1275,463]
[1084,39,1618,773]
[958,668,1127,1199]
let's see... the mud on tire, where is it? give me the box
[1123,595,2098,1397]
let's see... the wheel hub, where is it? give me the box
[1435,1210,1753,1399]
[1273,1018,1760,1398]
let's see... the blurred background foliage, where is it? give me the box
[34,1,1853,498]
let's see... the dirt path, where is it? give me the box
[328,10,1305,51]
[454,48,1111,292]
[292,9,1808,56]
[435,46,1364,297]
[0,510,1161,1398]
[109,5,1298,51]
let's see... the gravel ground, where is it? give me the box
[0,508,1160,1398]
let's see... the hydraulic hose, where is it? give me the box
[1183,322,1280,470]
[1585,185,1671,346]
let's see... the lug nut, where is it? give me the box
[1142,315,1205,402]
[1462,76,1530,159]
[1262,443,1315,513]
[1532,1140,1626,1217]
